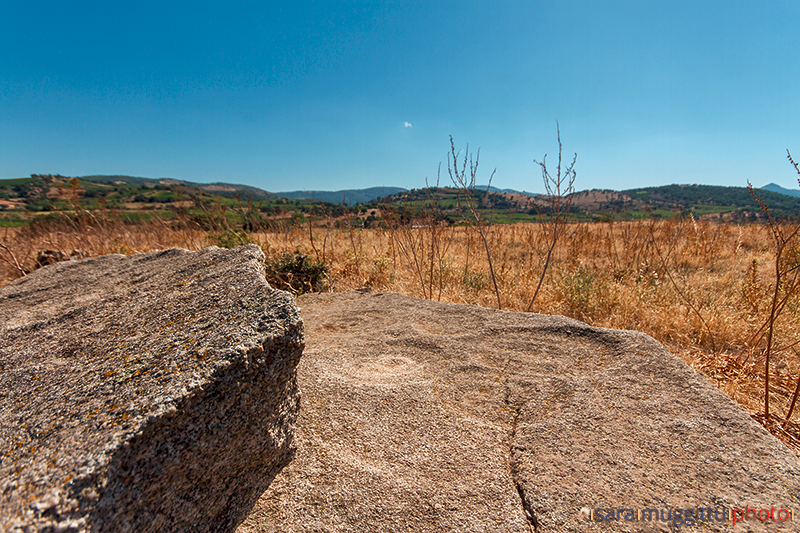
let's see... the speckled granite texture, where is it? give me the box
[0,245,303,532]
[239,290,800,533]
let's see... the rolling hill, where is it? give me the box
[276,187,407,205]
[80,175,280,200]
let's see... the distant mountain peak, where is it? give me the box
[761,183,800,198]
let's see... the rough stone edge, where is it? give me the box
[2,246,305,533]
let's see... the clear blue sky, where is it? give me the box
[2,1,799,193]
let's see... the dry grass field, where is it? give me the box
[3,211,800,453]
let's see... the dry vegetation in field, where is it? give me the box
[4,207,800,453]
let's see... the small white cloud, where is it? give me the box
[403,121,412,128]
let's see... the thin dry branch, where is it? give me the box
[448,136,502,309]
[745,177,800,420]
[526,122,576,312]
[0,242,25,278]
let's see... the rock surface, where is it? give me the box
[239,290,800,532]
[0,245,303,532]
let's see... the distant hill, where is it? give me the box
[624,184,800,209]
[80,175,171,186]
[477,185,538,196]
[276,187,407,206]
[80,175,280,200]
[77,178,406,204]
[0,174,302,217]
[572,184,800,219]
[761,182,800,198]
[368,183,800,222]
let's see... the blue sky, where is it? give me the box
[2,1,799,193]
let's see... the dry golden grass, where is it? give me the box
[3,212,800,453]
[0,213,210,270]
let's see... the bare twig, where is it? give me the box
[784,350,800,429]
[745,175,800,420]
[448,136,502,309]
[0,242,25,277]
[526,122,576,312]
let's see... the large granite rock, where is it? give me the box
[0,245,303,532]
[239,290,800,532]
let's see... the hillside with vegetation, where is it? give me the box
[0,174,356,230]
[79,174,281,200]
[367,183,800,223]
[277,186,407,205]
[3,174,797,228]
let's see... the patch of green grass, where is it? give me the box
[0,216,26,227]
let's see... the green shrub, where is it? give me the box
[210,229,250,248]
[264,251,330,294]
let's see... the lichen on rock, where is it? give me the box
[0,245,303,533]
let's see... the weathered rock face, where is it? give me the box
[239,290,800,533]
[0,245,303,533]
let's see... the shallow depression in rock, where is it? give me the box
[335,353,426,387]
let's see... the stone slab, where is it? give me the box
[0,245,303,532]
[238,290,800,532]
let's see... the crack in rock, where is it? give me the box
[506,391,539,532]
